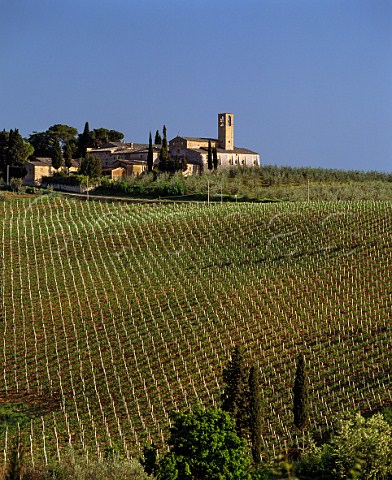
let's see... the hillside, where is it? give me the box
[1,196,391,466]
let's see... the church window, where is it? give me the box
[228,116,232,126]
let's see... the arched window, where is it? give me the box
[228,115,232,126]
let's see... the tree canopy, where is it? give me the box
[155,404,251,479]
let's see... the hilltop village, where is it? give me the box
[22,113,260,186]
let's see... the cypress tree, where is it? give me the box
[221,345,250,438]
[77,121,91,158]
[293,353,309,430]
[51,137,63,170]
[147,132,154,172]
[159,125,169,172]
[207,140,213,170]
[213,146,218,170]
[248,365,263,464]
[63,142,73,171]
[154,130,162,145]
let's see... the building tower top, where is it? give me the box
[218,113,234,151]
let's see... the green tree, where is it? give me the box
[158,125,169,172]
[28,130,54,157]
[213,146,218,170]
[79,154,102,178]
[10,177,23,193]
[77,121,93,158]
[51,137,63,170]
[63,142,75,170]
[297,412,392,480]
[221,345,250,439]
[0,130,9,176]
[147,132,154,173]
[156,404,251,479]
[154,130,162,145]
[248,365,263,464]
[7,129,32,165]
[47,124,78,145]
[293,353,309,431]
[207,140,213,170]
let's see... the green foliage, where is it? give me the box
[0,404,30,438]
[51,137,63,170]
[212,146,218,170]
[9,177,23,193]
[297,412,392,480]
[147,132,154,173]
[207,140,213,171]
[155,404,251,479]
[249,365,263,464]
[77,122,93,158]
[154,130,162,145]
[0,129,33,175]
[293,353,309,431]
[221,345,250,438]
[79,154,102,178]
[24,453,152,479]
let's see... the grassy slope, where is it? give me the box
[1,196,391,465]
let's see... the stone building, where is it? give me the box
[169,113,260,174]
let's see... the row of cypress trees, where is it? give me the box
[221,345,308,464]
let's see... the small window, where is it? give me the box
[228,115,232,126]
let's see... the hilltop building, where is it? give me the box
[169,113,260,174]
[85,113,260,178]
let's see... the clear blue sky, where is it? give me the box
[1,0,391,172]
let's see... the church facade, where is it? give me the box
[169,113,260,174]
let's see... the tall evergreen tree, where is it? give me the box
[293,353,309,431]
[77,121,92,158]
[7,129,32,165]
[154,130,162,145]
[248,365,263,464]
[159,125,169,172]
[63,142,74,171]
[221,345,250,438]
[207,140,213,170]
[51,137,63,170]
[147,132,154,173]
[213,146,219,170]
[0,130,9,176]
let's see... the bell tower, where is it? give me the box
[218,113,234,150]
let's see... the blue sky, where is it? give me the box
[1,0,391,172]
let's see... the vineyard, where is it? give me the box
[1,195,391,468]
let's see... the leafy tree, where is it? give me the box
[10,177,23,193]
[208,140,213,170]
[51,137,63,170]
[221,345,250,439]
[297,412,392,480]
[147,132,154,173]
[89,128,125,148]
[79,154,102,178]
[155,404,251,479]
[154,130,162,145]
[248,365,263,464]
[213,146,218,170]
[28,130,55,157]
[47,124,78,144]
[293,353,309,431]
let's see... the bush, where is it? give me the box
[296,412,392,480]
